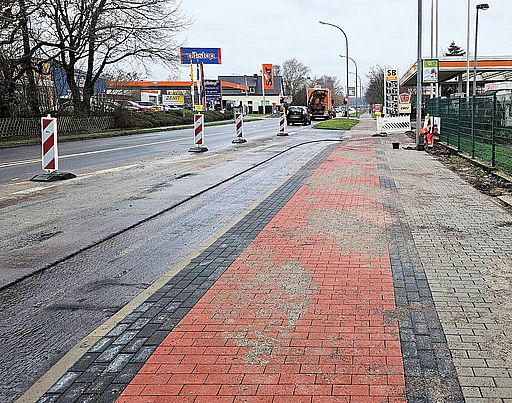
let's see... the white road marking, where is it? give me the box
[0,121,278,170]
[11,184,59,195]
[5,164,139,197]
[78,164,139,178]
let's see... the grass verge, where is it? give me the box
[313,118,359,130]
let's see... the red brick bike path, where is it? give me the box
[118,142,406,403]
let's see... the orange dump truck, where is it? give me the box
[307,87,334,120]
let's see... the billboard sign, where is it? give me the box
[422,59,439,84]
[204,80,222,101]
[162,94,185,106]
[384,68,399,116]
[180,47,222,65]
[262,64,274,90]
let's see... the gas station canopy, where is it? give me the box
[401,56,512,88]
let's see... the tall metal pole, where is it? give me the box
[261,69,266,114]
[466,0,471,97]
[320,21,350,119]
[430,0,434,98]
[416,0,423,146]
[472,8,480,96]
[340,55,358,113]
[435,0,439,97]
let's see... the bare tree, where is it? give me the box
[282,58,310,105]
[364,65,385,106]
[0,0,56,117]
[39,0,188,114]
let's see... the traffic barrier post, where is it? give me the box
[30,115,76,182]
[277,112,288,136]
[231,112,247,144]
[189,113,208,153]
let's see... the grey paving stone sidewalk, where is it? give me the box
[383,130,512,402]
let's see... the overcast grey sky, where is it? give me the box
[150,0,511,88]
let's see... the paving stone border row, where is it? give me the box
[38,145,337,403]
[379,165,465,403]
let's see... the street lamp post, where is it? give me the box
[416,0,423,147]
[340,55,358,112]
[473,3,489,96]
[466,0,471,97]
[471,3,489,158]
[320,21,349,119]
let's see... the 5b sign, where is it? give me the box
[386,68,399,81]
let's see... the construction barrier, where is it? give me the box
[231,112,247,144]
[189,113,208,152]
[277,112,288,136]
[376,115,411,134]
[30,115,76,182]
[41,115,58,171]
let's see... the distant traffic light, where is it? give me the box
[343,97,349,105]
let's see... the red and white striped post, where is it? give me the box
[30,115,76,182]
[277,111,288,136]
[231,112,247,143]
[41,115,58,172]
[189,113,208,152]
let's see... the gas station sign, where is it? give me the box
[384,68,399,116]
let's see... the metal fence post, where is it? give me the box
[457,98,461,151]
[446,99,450,146]
[471,96,476,158]
[491,93,496,167]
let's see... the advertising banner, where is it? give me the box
[384,68,399,116]
[180,47,222,65]
[204,80,222,101]
[422,59,439,84]
[262,64,274,90]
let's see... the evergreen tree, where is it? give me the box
[444,41,466,57]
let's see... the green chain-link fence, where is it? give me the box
[426,94,512,175]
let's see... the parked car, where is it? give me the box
[132,101,160,111]
[162,104,182,112]
[286,106,311,125]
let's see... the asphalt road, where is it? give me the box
[0,119,302,186]
[0,118,343,401]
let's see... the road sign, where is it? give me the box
[348,87,356,96]
[374,104,382,112]
[180,47,222,65]
[384,67,399,116]
[422,59,439,84]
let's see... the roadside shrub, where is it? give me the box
[112,109,234,129]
